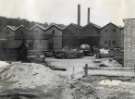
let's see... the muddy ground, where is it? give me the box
[0,57,134,99]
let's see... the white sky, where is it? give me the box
[0,0,134,26]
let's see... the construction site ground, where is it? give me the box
[0,56,134,99]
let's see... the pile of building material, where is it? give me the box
[0,62,70,99]
[0,62,101,99]
[0,62,65,89]
[70,81,98,99]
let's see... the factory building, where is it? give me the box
[100,23,122,48]
[0,4,124,61]
[0,25,27,61]
[79,23,100,47]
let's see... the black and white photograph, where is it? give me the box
[0,0,133,99]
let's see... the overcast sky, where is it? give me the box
[0,0,134,26]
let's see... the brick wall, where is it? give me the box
[124,19,135,67]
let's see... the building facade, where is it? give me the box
[0,25,26,61]
[100,23,122,48]
[62,24,82,48]
[79,23,100,47]
[26,24,48,51]
[44,25,64,51]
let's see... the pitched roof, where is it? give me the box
[6,25,25,31]
[85,22,101,29]
[79,22,101,37]
[15,25,25,31]
[30,24,47,31]
[63,23,82,38]
[0,25,25,48]
[0,26,15,39]
[64,23,82,32]
[69,23,82,28]
[57,24,66,29]
[101,22,121,30]
[44,24,66,32]
[49,24,66,29]
[6,25,17,31]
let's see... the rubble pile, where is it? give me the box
[0,62,69,99]
[0,62,64,89]
[0,62,100,99]
[69,81,98,99]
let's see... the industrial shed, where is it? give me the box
[62,23,82,48]
[0,25,27,61]
[26,24,49,51]
[78,23,101,47]
[100,23,122,48]
[44,24,65,51]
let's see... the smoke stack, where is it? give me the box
[87,7,90,24]
[77,4,81,26]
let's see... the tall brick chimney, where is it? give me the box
[77,4,81,26]
[87,7,90,24]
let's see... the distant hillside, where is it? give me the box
[0,16,67,32]
[0,16,47,32]
[0,16,32,28]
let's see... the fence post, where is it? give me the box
[134,64,135,76]
[84,64,88,77]
[71,66,75,79]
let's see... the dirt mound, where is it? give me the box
[0,62,64,89]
